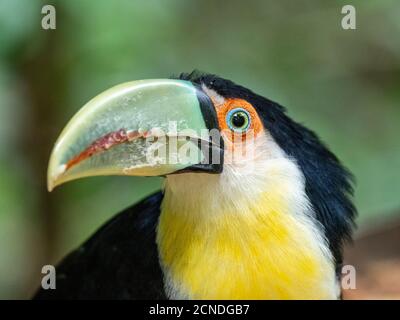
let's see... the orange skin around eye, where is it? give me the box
[215,98,264,145]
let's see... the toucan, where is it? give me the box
[34,72,356,300]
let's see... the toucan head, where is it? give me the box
[47,72,271,190]
[48,71,356,265]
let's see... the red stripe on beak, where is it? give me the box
[65,129,147,170]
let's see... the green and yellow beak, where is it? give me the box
[47,79,223,191]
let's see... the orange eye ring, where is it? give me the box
[215,98,263,141]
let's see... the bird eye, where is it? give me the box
[226,108,251,132]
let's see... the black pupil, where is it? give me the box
[232,112,246,128]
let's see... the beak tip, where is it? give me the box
[47,163,66,192]
[47,182,54,192]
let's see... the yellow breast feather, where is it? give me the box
[157,188,337,300]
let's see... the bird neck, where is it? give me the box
[157,141,338,299]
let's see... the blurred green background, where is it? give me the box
[0,0,399,299]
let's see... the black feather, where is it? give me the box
[34,192,166,299]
